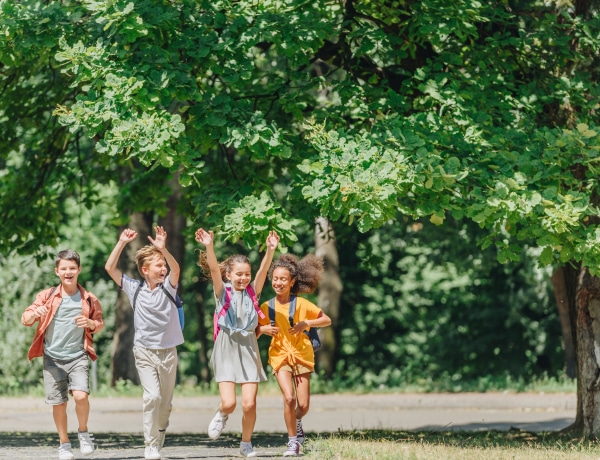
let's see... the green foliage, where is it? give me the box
[330,218,563,388]
[2,0,600,393]
[4,0,600,268]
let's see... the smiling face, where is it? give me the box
[55,258,81,290]
[142,254,168,286]
[226,262,252,291]
[271,267,294,299]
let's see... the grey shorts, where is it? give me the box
[43,353,90,405]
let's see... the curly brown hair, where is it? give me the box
[197,252,252,282]
[268,253,323,294]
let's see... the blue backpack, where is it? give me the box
[268,295,322,352]
[132,280,184,329]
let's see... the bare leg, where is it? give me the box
[240,383,258,442]
[72,390,90,432]
[218,381,237,415]
[294,373,311,420]
[275,370,297,437]
[53,402,70,444]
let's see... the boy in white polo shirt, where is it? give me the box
[105,225,184,460]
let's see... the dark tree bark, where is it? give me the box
[110,211,153,385]
[195,290,211,383]
[551,266,577,378]
[569,265,600,436]
[315,217,342,377]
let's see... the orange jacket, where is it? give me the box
[21,285,104,361]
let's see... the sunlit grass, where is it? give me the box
[304,430,600,459]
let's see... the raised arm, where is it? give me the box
[253,230,279,296]
[195,228,224,297]
[148,226,180,288]
[105,228,137,287]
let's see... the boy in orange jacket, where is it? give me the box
[21,249,104,460]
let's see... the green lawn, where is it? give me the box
[305,430,600,460]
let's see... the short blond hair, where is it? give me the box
[135,245,164,276]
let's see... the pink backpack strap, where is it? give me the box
[218,286,233,318]
[246,284,265,319]
[213,286,232,342]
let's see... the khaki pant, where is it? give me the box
[133,346,178,446]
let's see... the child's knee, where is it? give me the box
[297,401,310,416]
[72,390,89,403]
[221,399,236,414]
[241,399,256,414]
[282,394,296,408]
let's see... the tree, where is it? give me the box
[2,0,600,435]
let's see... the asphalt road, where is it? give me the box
[0,392,577,459]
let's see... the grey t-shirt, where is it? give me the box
[122,274,184,349]
[44,291,85,360]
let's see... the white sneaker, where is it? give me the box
[157,430,166,450]
[144,443,161,460]
[58,443,75,460]
[207,410,228,440]
[240,441,257,458]
[78,430,95,456]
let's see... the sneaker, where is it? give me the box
[283,439,301,457]
[144,443,161,460]
[207,410,228,440]
[240,441,257,458]
[157,430,166,450]
[296,418,305,445]
[78,430,95,456]
[58,443,75,460]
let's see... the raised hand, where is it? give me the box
[119,228,138,243]
[148,226,167,249]
[195,228,214,246]
[266,230,280,250]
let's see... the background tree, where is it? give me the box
[2,0,600,436]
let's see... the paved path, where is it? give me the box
[0,392,577,459]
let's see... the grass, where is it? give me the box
[304,430,600,459]
[3,430,597,460]
[0,430,600,460]
[1,372,577,397]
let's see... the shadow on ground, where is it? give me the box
[2,428,598,452]
[0,432,286,448]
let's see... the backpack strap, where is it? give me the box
[246,284,265,319]
[268,298,276,326]
[133,280,181,309]
[132,280,144,311]
[46,286,58,302]
[217,285,233,318]
[268,295,297,326]
[218,284,265,319]
[288,295,297,326]
[160,284,182,308]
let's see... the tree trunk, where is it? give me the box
[110,211,153,386]
[314,217,342,377]
[570,265,600,436]
[551,266,577,378]
[157,172,186,293]
[195,290,211,383]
